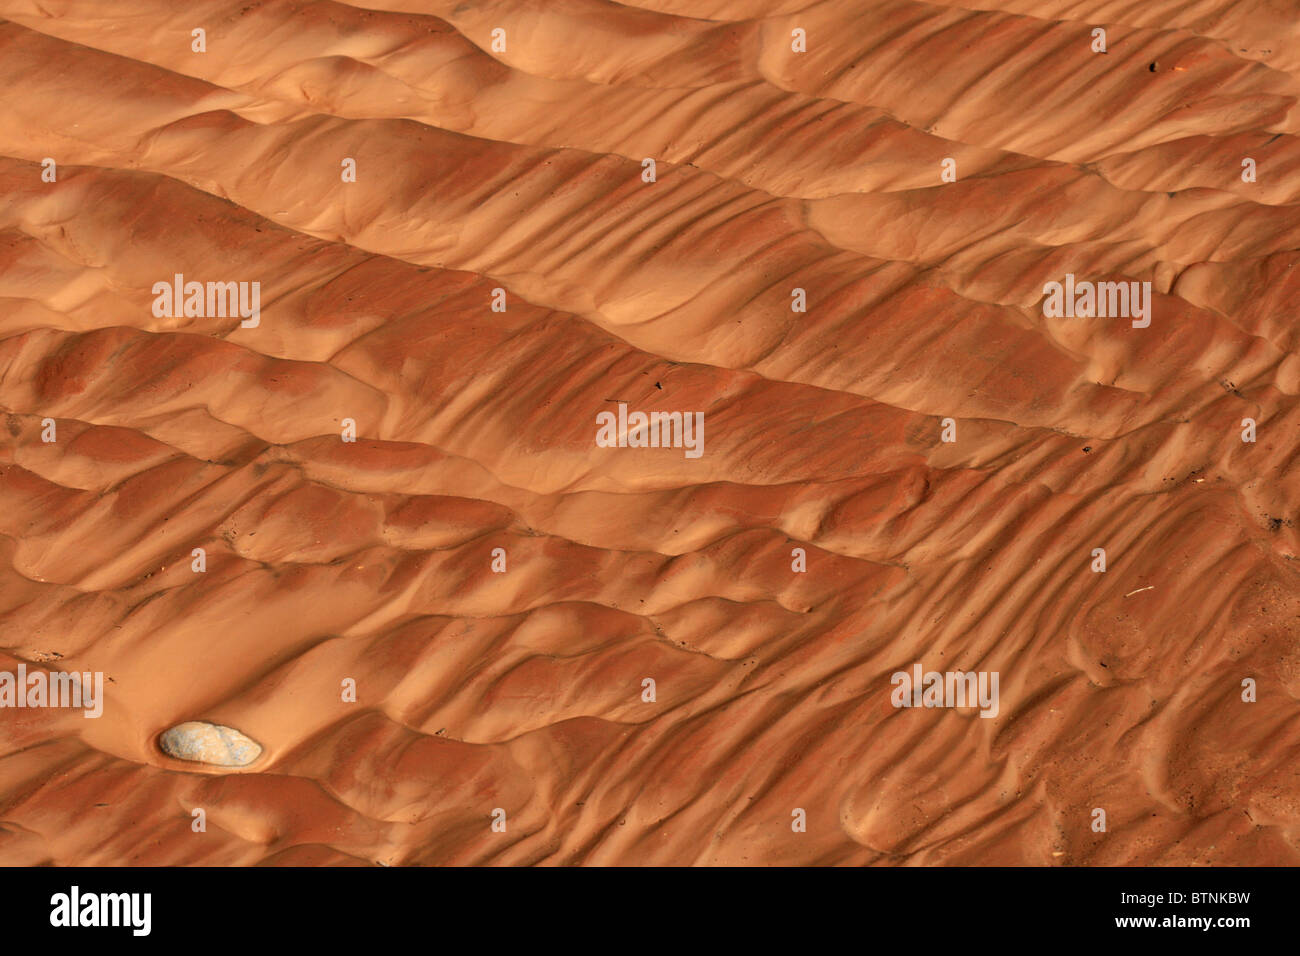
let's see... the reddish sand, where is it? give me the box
[1,0,1299,864]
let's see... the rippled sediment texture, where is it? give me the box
[0,0,1298,865]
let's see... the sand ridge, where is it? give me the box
[0,0,1298,865]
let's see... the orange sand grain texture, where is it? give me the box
[0,0,1299,866]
